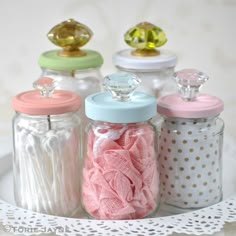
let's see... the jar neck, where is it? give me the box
[41,67,102,78]
[91,120,152,127]
[15,111,79,120]
[116,65,174,73]
[162,115,220,122]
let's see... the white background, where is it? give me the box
[0,0,236,139]
[0,0,235,235]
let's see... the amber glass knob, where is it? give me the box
[47,19,93,57]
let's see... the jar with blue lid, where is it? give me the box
[81,72,160,220]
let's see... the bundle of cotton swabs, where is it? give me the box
[14,120,80,217]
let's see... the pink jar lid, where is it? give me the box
[12,77,81,115]
[157,69,224,118]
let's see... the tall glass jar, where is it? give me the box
[81,72,160,220]
[11,78,82,217]
[38,19,103,126]
[113,22,177,98]
[156,69,224,211]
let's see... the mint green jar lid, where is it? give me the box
[38,49,103,71]
[85,72,157,123]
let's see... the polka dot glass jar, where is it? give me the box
[157,69,224,210]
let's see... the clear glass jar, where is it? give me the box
[12,78,82,217]
[156,69,225,211]
[115,66,176,97]
[81,72,160,219]
[82,121,159,219]
[113,22,177,98]
[157,116,224,209]
[40,67,103,124]
[38,19,104,126]
[13,112,81,217]
[40,68,102,97]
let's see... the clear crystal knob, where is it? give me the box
[103,72,141,101]
[174,69,209,101]
[33,77,55,97]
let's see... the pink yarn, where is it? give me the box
[82,123,159,220]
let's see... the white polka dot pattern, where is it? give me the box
[159,117,224,209]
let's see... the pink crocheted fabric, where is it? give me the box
[82,123,159,220]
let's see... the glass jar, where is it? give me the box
[11,78,82,217]
[40,68,102,98]
[81,72,160,220]
[156,69,224,211]
[38,19,103,126]
[113,22,177,98]
[40,67,102,125]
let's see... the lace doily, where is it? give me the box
[0,197,236,236]
[0,135,235,236]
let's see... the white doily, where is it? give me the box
[0,135,235,236]
[0,197,236,236]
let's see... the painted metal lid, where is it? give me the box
[113,49,177,71]
[113,21,177,71]
[157,69,224,118]
[85,72,156,123]
[38,49,103,71]
[38,19,103,70]
[12,77,81,115]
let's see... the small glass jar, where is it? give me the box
[38,19,103,125]
[11,78,82,217]
[156,69,224,210]
[81,72,160,220]
[113,22,177,98]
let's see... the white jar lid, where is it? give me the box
[113,49,177,71]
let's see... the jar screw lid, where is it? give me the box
[103,72,141,101]
[174,69,209,101]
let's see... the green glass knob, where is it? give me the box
[124,22,167,56]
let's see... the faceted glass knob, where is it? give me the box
[174,69,209,101]
[47,19,93,57]
[103,72,141,101]
[124,22,167,56]
[33,77,55,97]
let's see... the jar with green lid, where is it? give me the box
[38,19,104,125]
[113,22,177,98]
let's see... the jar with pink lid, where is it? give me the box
[11,78,82,217]
[81,72,159,220]
[156,69,224,211]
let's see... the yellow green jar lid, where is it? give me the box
[38,49,103,71]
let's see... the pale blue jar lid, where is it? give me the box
[85,72,156,123]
